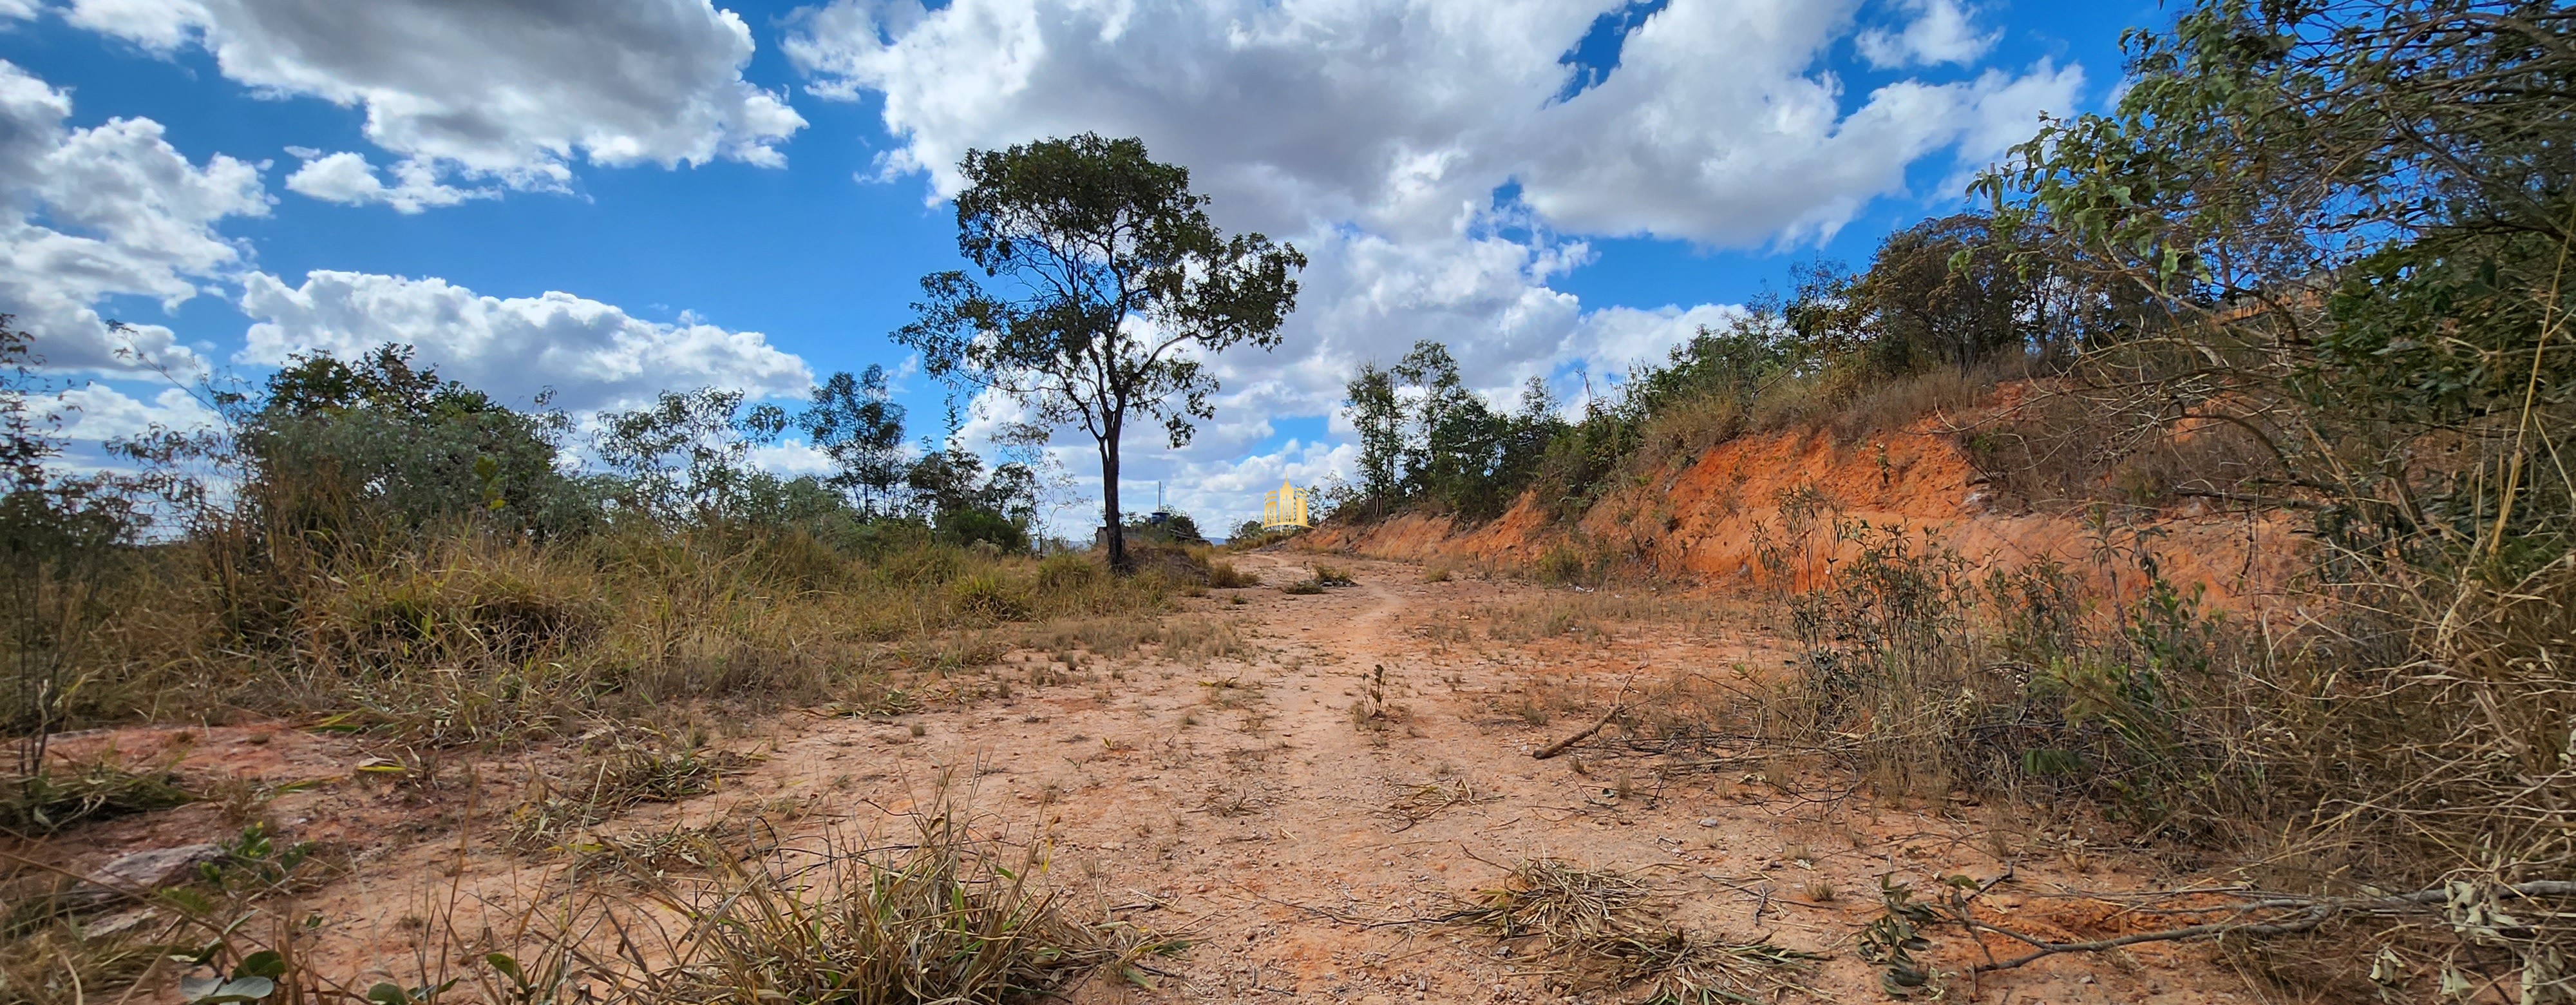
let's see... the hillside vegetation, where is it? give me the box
[0,1,2568,1002]
[1,340,1219,756]
[1311,1,2576,994]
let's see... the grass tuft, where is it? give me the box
[560,776,1184,1003]
[506,732,746,854]
[1206,560,1260,589]
[1454,858,1817,1004]
[1,752,194,834]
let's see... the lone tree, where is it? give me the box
[897,133,1304,572]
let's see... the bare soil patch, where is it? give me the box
[15,553,2259,1004]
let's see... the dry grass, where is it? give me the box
[481,775,1182,1004]
[0,854,181,1005]
[1162,617,1249,664]
[1828,363,1994,443]
[0,814,336,1005]
[504,731,750,854]
[1962,383,2280,513]
[1206,560,1260,589]
[1028,617,1162,660]
[1743,507,2576,994]
[15,528,1174,750]
[1454,859,1817,1004]
[1,751,194,834]
[1475,591,1718,646]
[1379,772,1482,832]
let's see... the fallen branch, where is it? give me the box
[1533,704,1630,760]
[1967,880,2576,972]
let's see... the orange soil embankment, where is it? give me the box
[1303,410,2300,603]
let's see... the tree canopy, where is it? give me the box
[896,133,1305,571]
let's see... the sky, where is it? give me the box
[0,0,2162,535]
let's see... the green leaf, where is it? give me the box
[2022,748,2083,776]
[238,950,288,979]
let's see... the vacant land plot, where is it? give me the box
[10,552,2264,1004]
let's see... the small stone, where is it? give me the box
[72,843,223,906]
[85,908,162,939]
[1697,818,1721,828]
[87,844,223,891]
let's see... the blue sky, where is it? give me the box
[0,0,2163,532]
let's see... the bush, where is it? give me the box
[242,345,590,541]
[938,508,1027,552]
[1224,524,1304,550]
[1035,552,1101,592]
[325,549,603,669]
[1207,560,1258,588]
[1532,545,1589,586]
[947,570,1031,622]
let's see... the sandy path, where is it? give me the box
[824,551,2243,1004]
[47,553,2256,1004]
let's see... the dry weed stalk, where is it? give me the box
[1452,859,1817,1003]
[460,774,1185,1004]
[1379,774,1483,832]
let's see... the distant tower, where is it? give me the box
[1262,478,1311,530]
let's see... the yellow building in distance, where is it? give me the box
[1262,478,1311,530]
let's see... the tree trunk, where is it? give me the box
[1100,432,1129,574]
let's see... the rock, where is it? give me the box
[84,908,165,939]
[79,843,223,900]
[1698,818,1721,828]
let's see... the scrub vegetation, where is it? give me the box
[5,1,2571,1002]
[1323,0,2576,996]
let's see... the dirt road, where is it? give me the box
[52,552,2254,1003]
[753,551,2243,1004]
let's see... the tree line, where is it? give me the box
[1332,208,2137,524]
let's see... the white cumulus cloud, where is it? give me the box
[236,271,813,413]
[1858,0,1997,69]
[790,0,2085,507]
[66,0,807,198]
[786,0,2075,245]
[283,149,493,213]
[51,383,220,443]
[0,59,270,376]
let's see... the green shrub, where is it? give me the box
[1533,545,1587,586]
[938,508,1026,551]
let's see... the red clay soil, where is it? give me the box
[1305,404,2301,604]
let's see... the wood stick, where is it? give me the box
[1533,704,1629,760]
[1967,880,2576,973]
